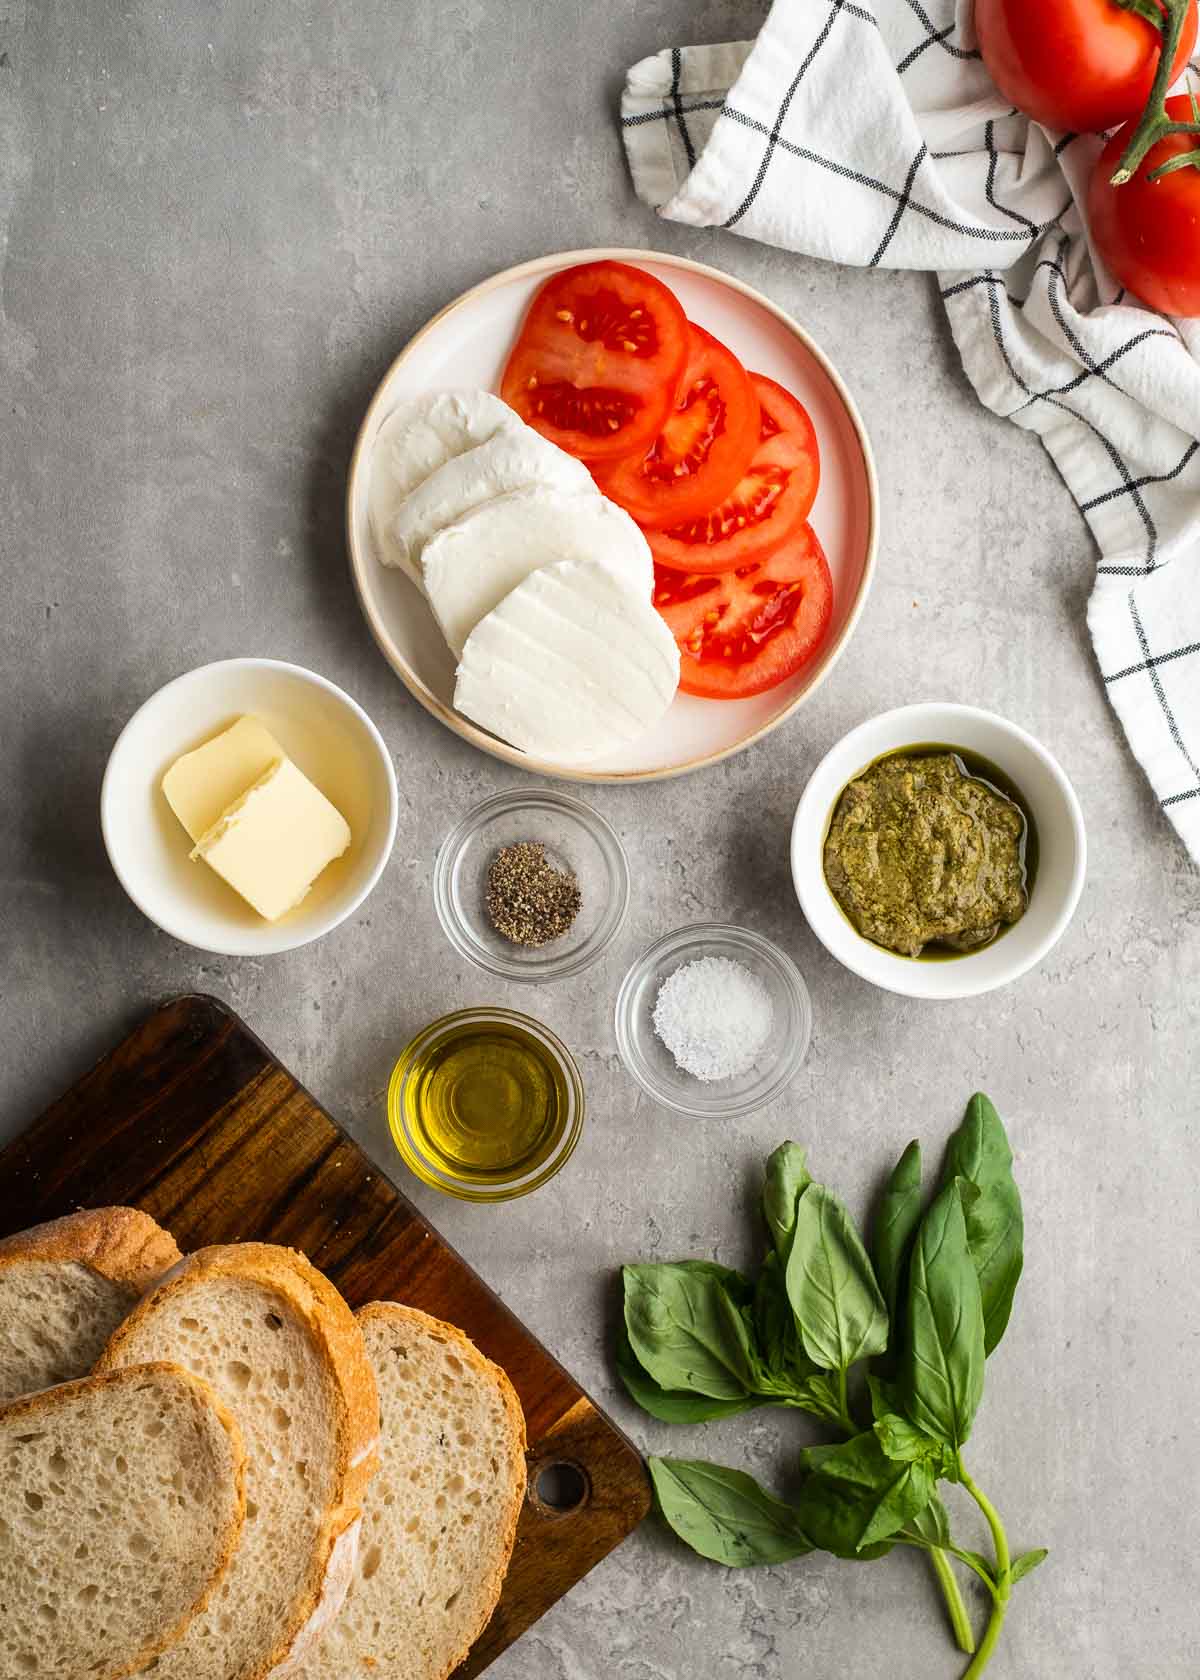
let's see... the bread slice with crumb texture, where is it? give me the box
[0,1207,182,1402]
[1,1361,245,1680]
[300,1303,526,1680]
[95,1243,379,1680]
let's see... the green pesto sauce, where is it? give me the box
[822,744,1037,962]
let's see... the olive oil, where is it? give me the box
[391,1011,581,1199]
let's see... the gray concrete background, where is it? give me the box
[2,3,1197,1676]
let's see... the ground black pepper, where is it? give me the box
[486,841,582,947]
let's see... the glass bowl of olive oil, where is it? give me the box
[388,1008,584,1201]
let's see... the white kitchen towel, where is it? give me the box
[620,0,1200,860]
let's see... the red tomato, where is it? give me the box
[647,373,820,575]
[592,324,761,529]
[653,527,834,700]
[1089,98,1200,317]
[500,261,689,462]
[976,0,1197,133]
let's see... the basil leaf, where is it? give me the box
[623,1264,759,1400]
[943,1094,1024,1355]
[649,1457,812,1567]
[1010,1547,1048,1583]
[671,1258,756,1309]
[752,1252,820,1386]
[867,1372,904,1423]
[785,1370,847,1427]
[901,1180,986,1450]
[616,1328,761,1424]
[873,1139,923,1332]
[905,1490,952,1549]
[873,1408,950,1467]
[763,1142,811,1262]
[794,1430,935,1556]
[786,1184,889,1371]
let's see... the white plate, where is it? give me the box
[346,248,879,782]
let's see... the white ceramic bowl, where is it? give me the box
[791,703,1086,999]
[102,659,398,955]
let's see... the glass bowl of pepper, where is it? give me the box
[433,787,630,981]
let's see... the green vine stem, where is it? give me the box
[1111,0,1200,183]
[956,1460,1012,1680]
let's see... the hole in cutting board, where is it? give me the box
[530,1459,590,1516]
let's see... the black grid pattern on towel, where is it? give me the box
[976,279,1200,810]
[621,4,1200,835]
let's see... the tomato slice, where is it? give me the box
[647,373,820,574]
[592,324,761,528]
[500,261,689,462]
[653,526,834,700]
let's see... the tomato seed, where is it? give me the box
[555,309,573,323]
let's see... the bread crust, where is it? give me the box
[0,1361,246,1680]
[95,1243,379,1680]
[0,1206,182,1295]
[355,1301,527,1680]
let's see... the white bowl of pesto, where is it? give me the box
[791,702,1086,999]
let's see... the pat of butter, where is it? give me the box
[163,717,286,843]
[191,758,352,922]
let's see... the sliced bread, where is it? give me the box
[94,1244,379,1680]
[301,1303,527,1680]
[0,1207,183,1403]
[0,1362,245,1680]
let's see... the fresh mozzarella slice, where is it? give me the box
[368,391,521,580]
[389,430,596,576]
[422,489,653,657]
[454,556,680,763]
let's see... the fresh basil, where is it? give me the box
[671,1258,756,1307]
[618,1101,1043,1676]
[873,1138,923,1331]
[901,1180,986,1450]
[623,1264,759,1400]
[794,1429,935,1556]
[1010,1547,1048,1583]
[751,1252,819,1386]
[763,1141,811,1262]
[942,1094,1024,1356]
[905,1489,952,1549]
[616,1327,760,1424]
[648,1457,812,1567]
[785,1184,889,1371]
[873,1406,955,1474]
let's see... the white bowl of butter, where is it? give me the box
[102,659,398,955]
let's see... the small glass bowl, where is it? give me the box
[614,923,813,1119]
[388,1008,584,1202]
[433,788,630,982]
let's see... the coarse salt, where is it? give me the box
[651,956,774,1083]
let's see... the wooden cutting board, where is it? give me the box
[0,993,651,1677]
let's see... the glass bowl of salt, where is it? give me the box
[614,922,812,1119]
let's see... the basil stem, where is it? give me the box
[957,1460,1012,1679]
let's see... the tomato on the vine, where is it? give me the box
[500,260,689,462]
[653,527,833,700]
[1089,95,1200,316]
[975,0,1197,134]
[647,373,820,576]
[592,324,761,529]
